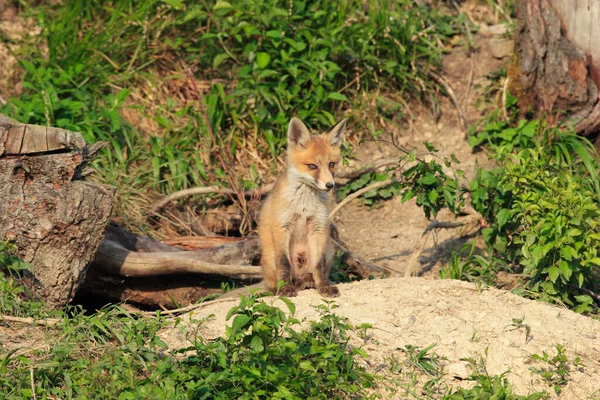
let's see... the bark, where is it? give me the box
[0,118,114,309]
[511,0,600,140]
[93,238,262,280]
[77,268,224,309]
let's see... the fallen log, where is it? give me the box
[81,223,388,308]
[94,238,262,280]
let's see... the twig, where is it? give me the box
[30,365,36,400]
[329,179,398,219]
[148,158,403,215]
[147,184,273,216]
[139,297,241,317]
[336,158,400,180]
[567,284,600,303]
[0,315,61,326]
[403,213,483,277]
[332,239,399,275]
[427,70,468,132]
[502,76,510,123]
[461,56,475,113]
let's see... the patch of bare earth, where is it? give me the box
[0,1,38,102]
[334,23,506,278]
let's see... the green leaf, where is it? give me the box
[213,53,230,68]
[548,266,559,283]
[250,335,264,353]
[256,52,271,69]
[558,261,572,281]
[230,314,251,337]
[327,92,349,101]
[428,190,439,203]
[496,208,511,230]
[279,296,296,315]
[424,141,438,153]
[419,174,438,185]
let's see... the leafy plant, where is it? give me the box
[530,344,581,395]
[445,349,546,400]
[0,290,380,399]
[0,241,49,319]
[400,343,447,379]
[338,142,466,219]
[176,293,376,399]
[439,241,501,285]
[468,120,600,312]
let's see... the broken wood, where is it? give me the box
[0,117,114,309]
[93,238,262,280]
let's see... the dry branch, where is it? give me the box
[427,70,468,132]
[329,179,398,219]
[94,239,261,280]
[335,158,399,180]
[148,159,402,215]
[404,213,483,277]
[0,315,61,326]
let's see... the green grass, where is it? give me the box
[1,0,464,232]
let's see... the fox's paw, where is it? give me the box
[278,285,299,297]
[318,285,340,298]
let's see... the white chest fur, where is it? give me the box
[279,183,329,233]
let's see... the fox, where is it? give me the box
[258,117,346,297]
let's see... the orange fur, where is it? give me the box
[258,117,346,297]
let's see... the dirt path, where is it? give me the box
[334,25,505,278]
[161,278,600,399]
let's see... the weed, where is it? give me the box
[439,241,501,285]
[389,343,448,399]
[338,141,466,219]
[3,0,463,232]
[504,317,533,344]
[0,289,380,398]
[400,343,447,379]
[445,349,546,400]
[0,241,52,319]
[468,118,600,312]
[530,344,582,395]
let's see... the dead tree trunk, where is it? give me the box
[510,0,600,142]
[0,118,115,308]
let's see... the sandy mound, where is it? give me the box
[160,278,600,399]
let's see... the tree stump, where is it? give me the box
[510,0,600,142]
[0,118,115,309]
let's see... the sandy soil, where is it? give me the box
[160,278,600,399]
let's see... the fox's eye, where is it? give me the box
[329,162,335,168]
[307,164,318,170]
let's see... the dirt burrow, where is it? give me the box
[161,278,600,399]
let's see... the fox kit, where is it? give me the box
[258,117,347,297]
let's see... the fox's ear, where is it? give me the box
[326,119,347,148]
[288,117,311,148]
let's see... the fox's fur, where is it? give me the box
[258,117,347,297]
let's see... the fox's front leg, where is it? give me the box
[308,230,339,297]
[260,232,298,297]
[275,251,298,296]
